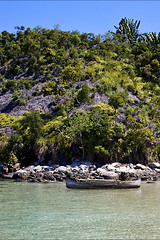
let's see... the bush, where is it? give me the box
[8,65,22,75]
[96,75,119,95]
[42,81,57,96]
[61,65,84,83]
[17,78,34,90]
[77,82,91,104]
[94,145,110,163]
[19,98,26,105]
[5,79,17,90]
[12,91,20,101]
[109,92,125,109]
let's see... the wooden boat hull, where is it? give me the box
[66,178,141,189]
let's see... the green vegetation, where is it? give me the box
[0,19,160,166]
[77,83,91,104]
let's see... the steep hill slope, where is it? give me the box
[0,20,160,166]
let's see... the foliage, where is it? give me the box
[0,19,160,165]
[77,82,91,104]
[114,17,141,44]
[0,113,17,127]
[141,32,160,51]
[61,65,84,84]
[16,110,44,141]
[19,98,26,105]
[42,80,57,96]
[108,92,125,109]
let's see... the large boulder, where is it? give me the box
[115,166,131,173]
[13,169,29,180]
[57,166,68,173]
[134,164,149,170]
[33,165,42,172]
[106,165,116,172]
[111,162,122,168]
[154,168,160,173]
[43,171,56,181]
[148,162,160,169]
[24,165,35,172]
[96,168,119,179]
[79,164,89,173]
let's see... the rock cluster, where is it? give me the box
[1,162,160,182]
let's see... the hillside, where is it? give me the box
[0,18,160,166]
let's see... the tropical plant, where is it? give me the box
[141,32,160,51]
[114,17,141,44]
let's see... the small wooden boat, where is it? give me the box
[66,178,141,189]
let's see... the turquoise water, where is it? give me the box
[0,180,160,240]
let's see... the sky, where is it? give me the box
[0,1,160,36]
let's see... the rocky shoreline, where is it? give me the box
[1,161,160,183]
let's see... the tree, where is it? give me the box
[124,127,155,164]
[108,92,125,109]
[141,32,160,51]
[114,17,141,44]
[77,82,91,104]
[63,104,115,160]
[18,110,44,142]
[14,110,44,165]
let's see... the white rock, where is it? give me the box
[101,164,108,169]
[107,165,116,172]
[128,169,136,174]
[97,168,118,179]
[16,169,27,174]
[104,171,119,179]
[42,166,50,171]
[48,167,54,171]
[155,168,160,173]
[129,163,134,169]
[71,166,80,172]
[25,165,34,171]
[135,164,148,170]
[111,162,121,168]
[33,165,42,171]
[57,166,67,173]
[149,162,160,169]
[97,168,106,174]
[79,164,89,172]
[115,166,130,173]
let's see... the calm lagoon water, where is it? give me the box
[0,180,160,240]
